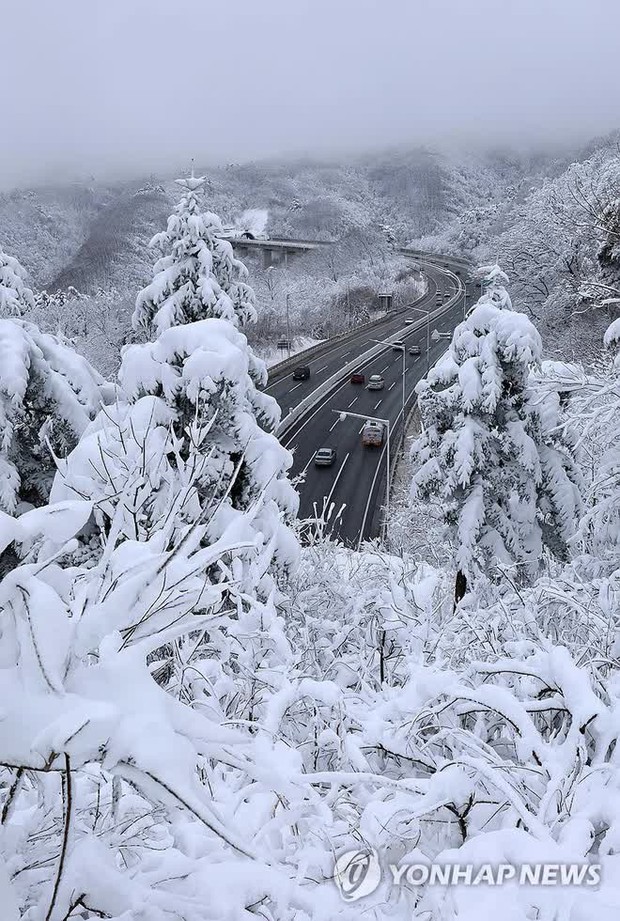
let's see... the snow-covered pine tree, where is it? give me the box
[599,200,620,274]
[571,315,620,558]
[411,265,582,605]
[476,262,513,310]
[52,175,299,719]
[132,174,257,335]
[596,195,620,301]
[54,173,297,570]
[0,246,35,317]
[0,318,109,519]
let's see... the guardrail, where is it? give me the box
[400,247,473,270]
[266,251,468,382]
[277,265,464,439]
[266,282,430,380]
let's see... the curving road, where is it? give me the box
[266,258,468,545]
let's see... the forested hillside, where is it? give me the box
[1,137,620,919]
[4,136,614,371]
[0,142,574,370]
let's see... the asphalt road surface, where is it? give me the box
[266,260,467,546]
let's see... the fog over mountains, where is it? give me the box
[3,0,620,190]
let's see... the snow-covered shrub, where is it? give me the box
[559,320,620,561]
[27,285,134,377]
[0,490,345,921]
[274,537,620,920]
[411,266,582,602]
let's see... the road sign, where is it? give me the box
[432,329,452,342]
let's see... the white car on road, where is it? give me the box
[366,374,385,390]
[314,447,337,467]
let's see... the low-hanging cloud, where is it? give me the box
[2,0,620,190]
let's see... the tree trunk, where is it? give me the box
[454,569,467,610]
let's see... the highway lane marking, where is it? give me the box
[281,383,351,447]
[358,424,365,434]
[328,417,340,433]
[265,299,432,392]
[347,397,358,407]
[323,452,351,512]
[315,365,329,374]
[358,440,389,551]
[373,400,383,410]
[299,453,317,478]
[388,382,396,391]
[356,377,423,550]
[266,285,445,397]
[280,370,368,447]
[280,288,459,449]
[380,364,390,373]
[265,373,292,391]
[289,381,306,392]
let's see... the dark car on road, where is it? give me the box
[292,365,310,380]
[350,371,365,384]
[314,447,337,467]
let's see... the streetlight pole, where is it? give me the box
[401,346,405,424]
[426,311,431,373]
[405,305,431,374]
[372,338,406,425]
[285,293,292,361]
[332,410,391,521]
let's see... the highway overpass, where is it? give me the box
[224,235,333,268]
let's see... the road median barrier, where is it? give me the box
[266,285,431,380]
[277,282,463,439]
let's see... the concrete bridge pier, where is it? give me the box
[262,248,290,269]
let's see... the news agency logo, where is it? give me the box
[333,848,382,901]
[333,852,601,902]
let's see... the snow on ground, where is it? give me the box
[259,336,325,368]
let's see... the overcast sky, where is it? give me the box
[3,0,620,189]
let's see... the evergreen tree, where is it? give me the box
[0,317,108,516]
[55,174,297,567]
[0,246,35,317]
[132,175,256,335]
[597,196,620,295]
[411,265,582,605]
[52,176,299,719]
